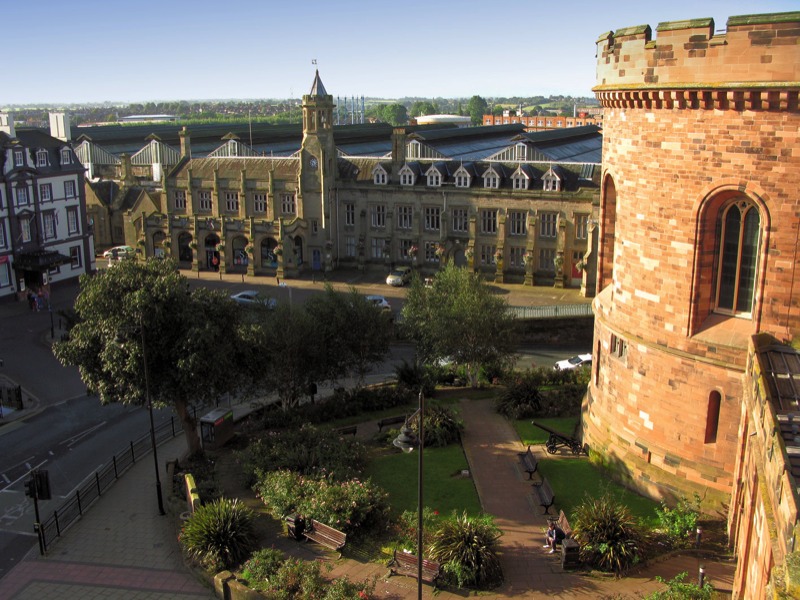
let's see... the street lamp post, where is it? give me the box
[139,321,166,516]
[118,320,165,515]
[393,390,424,600]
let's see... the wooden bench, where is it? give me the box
[334,425,357,436]
[377,415,406,432]
[533,477,556,515]
[517,445,539,479]
[547,509,573,542]
[303,519,346,556]
[390,549,441,584]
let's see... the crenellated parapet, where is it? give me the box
[595,11,800,110]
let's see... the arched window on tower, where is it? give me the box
[704,391,721,444]
[715,201,760,317]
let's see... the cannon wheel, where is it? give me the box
[570,442,583,455]
[546,442,558,454]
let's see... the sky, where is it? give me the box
[2,0,798,106]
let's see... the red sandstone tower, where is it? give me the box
[584,12,800,510]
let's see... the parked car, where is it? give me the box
[230,290,277,309]
[365,294,392,313]
[103,245,135,260]
[386,266,412,287]
[554,353,592,370]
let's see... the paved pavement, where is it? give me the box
[0,268,735,598]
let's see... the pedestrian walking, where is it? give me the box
[27,290,35,311]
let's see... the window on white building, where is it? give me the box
[424,207,440,231]
[70,246,82,268]
[0,220,7,248]
[21,218,32,242]
[16,187,28,206]
[39,183,52,202]
[67,207,79,234]
[36,149,49,167]
[14,149,24,167]
[42,212,56,239]
[61,149,72,165]
[64,180,76,198]
[344,203,355,226]
[539,212,557,238]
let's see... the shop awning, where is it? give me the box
[14,251,72,271]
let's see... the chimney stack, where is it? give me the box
[49,112,72,142]
[0,113,15,137]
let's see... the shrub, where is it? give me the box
[645,571,714,599]
[422,405,463,447]
[236,424,367,486]
[257,558,376,600]
[572,493,645,575]
[396,507,442,553]
[495,372,542,418]
[254,470,391,537]
[394,359,437,397]
[240,547,286,591]
[428,512,503,590]
[495,367,588,419]
[180,498,257,571]
[655,493,701,548]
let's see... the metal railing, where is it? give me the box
[508,304,593,319]
[37,412,187,554]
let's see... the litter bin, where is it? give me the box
[286,514,305,540]
[561,538,580,568]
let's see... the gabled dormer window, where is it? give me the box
[60,148,72,165]
[454,168,471,188]
[14,149,24,167]
[373,166,388,185]
[36,149,49,167]
[512,172,529,190]
[543,171,560,192]
[483,170,500,189]
[426,168,441,187]
[399,166,415,187]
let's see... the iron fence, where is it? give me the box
[508,304,593,319]
[37,413,186,554]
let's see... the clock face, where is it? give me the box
[309,157,318,169]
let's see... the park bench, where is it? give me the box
[377,415,407,432]
[334,425,357,436]
[548,510,580,567]
[303,519,346,557]
[390,549,441,584]
[517,445,539,479]
[532,477,556,515]
[531,420,584,455]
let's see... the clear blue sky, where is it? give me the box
[3,0,797,106]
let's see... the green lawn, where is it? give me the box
[365,444,482,517]
[513,417,660,526]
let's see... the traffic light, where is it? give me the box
[24,477,36,498]
[23,470,51,500]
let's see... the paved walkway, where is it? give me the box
[0,397,735,599]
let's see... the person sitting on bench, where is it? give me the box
[543,521,565,554]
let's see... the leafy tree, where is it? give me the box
[466,95,488,125]
[378,103,408,125]
[409,101,438,118]
[53,259,246,456]
[305,285,391,386]
[401,261,518,387]
[246,303,323,411]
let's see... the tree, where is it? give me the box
[379,103,408,126]
[401,261,518,387]
[409,101,438,118]
[466,95,488,125]
[53,259,245,456]
[305,285,391,386]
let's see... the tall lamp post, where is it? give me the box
[118,319,165,516]
[393,390,424,600]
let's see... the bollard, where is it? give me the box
[696,526,703,548]
[698,565,705,587]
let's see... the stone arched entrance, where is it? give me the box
[178,232,193,263]
[260,238,279,269]
[204,234,220,271]
[152,231,166,259]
